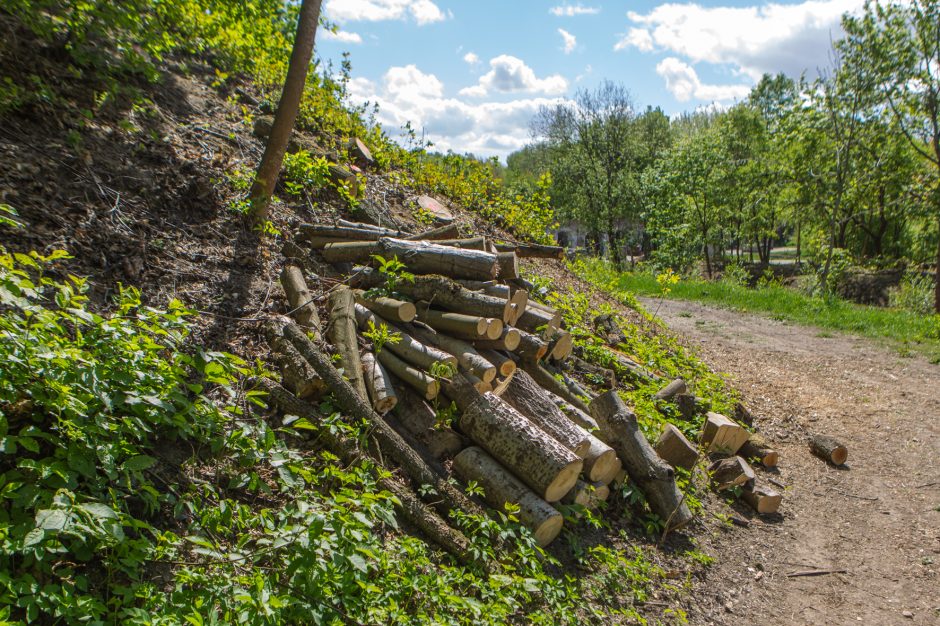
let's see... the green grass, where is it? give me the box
[572,258,940,362]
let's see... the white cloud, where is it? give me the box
[617,0,863,79]
[656,57,751,102]
[558,28,577,54]
[321,29,363,44]
[550,4,601,16]
[325,0,445,25]
[458,55,568,97]
[342,64,568,159]
[463,52,480,65]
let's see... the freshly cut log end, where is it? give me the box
[740,484,783,515]
[416,302,489,339]
[561,479,610,508]
[453,447,564,547]
[654,423,699,471]
[485,318,504,340]
[355,291,416,323]
[515,330,548,362]
[700,412,749,455]
[361,351,398,414]
[588,446,622,484]
[478,349,517,378]
[739,434,779,468]
[654,378,688,401]
[549,331,574,361]
[708,456,756,491]
[473,328,522,352]
[809,434,848,466]
[458,392,583,502]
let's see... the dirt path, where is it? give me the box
[643,298,940,626]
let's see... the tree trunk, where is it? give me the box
[322,238,498,280]
[355,274,515,324]
[493,242,565,259]
[361,351,398,414]
[935,213,940,313]
[456,387,583,502]
[248,0,322,223]
[589,391,693,531]
[279,264,321,337]
[353,304,456,371]
[408,324,497,383]
[423,237,489,251]
[391,386,464,460]
[453,446,564,546]
[327,287,368,401]
[501,370,591,458]
[548,331,574,361]
[376,348,440,400]
[808,433,848,465]
[654,424,698,471]
[354,290,416,323]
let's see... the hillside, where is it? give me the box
[0,7,779,625]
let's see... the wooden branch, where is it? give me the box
[388,275,515,324]
[501,370,591,458]
[654,378,687,401]
[809,433,848,466]
[354,290,416,323]
[376,348,440,400]
[590,391,693,531]
[279,264,321,336]
[567,356,616,389]
[654,424,699,471]
[453,446,564,546]
[415,301,489,339]
[404,223,460,241]
[409,324,497,383]
[361,351,398,414]
[327,287,368,401]
[353,304,456,371]
[494,242,565,259]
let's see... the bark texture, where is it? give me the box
[809,433,848,465]
[501,370,591,458]
[327,287,368,401]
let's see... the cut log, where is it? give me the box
[551,395,599,432]
[568,356,616,389]
[809,434,848,466]
[298,224,406,244]
[740,483,783,514]
[708,456,755,490]
[453,446,564,546]
[491,372,515,397]
[548,331,574,361]
[473,327,522,352]
[590,391,693,531]
[409,324,497,383]
[404,223,460,241]
[348,137,374,166]
[361,351,398,414]
[515,304,562,337]
[483,318,503,340]
[494,242,565,259]
[266,323,327,400]
[654,424,699,471]
[739,433,779,468]
[279,264,321,335]
[376,348,440,400]
[496,251,519,279]
[501,370,591,458]
[322,238,498,281]
[700,412,750,455]
[327,287,368,401]
[415,302,488,339]
[734,401,755,426]
[514,330,548,362]
[675,393,699,420]
[520,361,591,415]
[336,219,392,233]
[387,275,515,324]
[461,370,492,393]
[583,436,621,483]
[478,349,516,377]
[544,362,595,405]
[354,290,416,323]
[279,322,485,521]
[353,304,457,371]
[391,386,464,460]
[457,387,583,502]
[430,237,488,251]
[561,479,610,509]
[654,378,688,401]
[254,378,474,562]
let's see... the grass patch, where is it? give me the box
[572,258,940,362]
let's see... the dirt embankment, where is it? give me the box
[645,298,940,626]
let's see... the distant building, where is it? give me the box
[551,218,646,261]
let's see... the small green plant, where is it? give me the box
[362,319,401,355]
[433,400,459,429]
[366,254,414,299]
[429,359,457,380]
[412,204,436,226]
[889,271,934,315]
[282,150,331,196]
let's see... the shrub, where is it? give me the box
[889,271,935,315]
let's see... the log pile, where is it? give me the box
[262,219,787,550]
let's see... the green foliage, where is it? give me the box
[282,150,331,197]
[362,319,401,356]
[889,271,935,315]
[366,254,414,299]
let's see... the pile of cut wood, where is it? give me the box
[264,218,782,551]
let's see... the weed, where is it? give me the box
[362,320,401,356]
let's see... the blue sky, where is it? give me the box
[316,0,861,159]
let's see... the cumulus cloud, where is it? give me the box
[325,0,445,25]
[458,55,568,97]
[617,0,862,79]
[463,52,480,65]
[656,57,751,102]
[343,64,567,159]
[558,28,577,54]
[321,29,363,44]
[550,4,601,16]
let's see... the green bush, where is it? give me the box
[889,271,935,315]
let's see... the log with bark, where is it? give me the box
[700,412,750,455]
[392,386,464,460]
[654,423,699,471]
[520,360,591,415]
[265,322,327,400]
[254,377,473,562]
[483,318,504,340]
[516,302,562,336]
[449,377,583,502]
[473,327,522,352]
[376,348,440,400]
[429,237,488,251]
[496,252,519,279]
[738,433,779,468]
[740,483,783,515]
[494,242,565,259]
[279,321,485,521]
[593,313,627,346]
[375,275,515,324]
[453,446,564,546]
[478,349,517,377]
[567,356,616,389]
[404,223,460,241]
[322,238,498,281]
[415,301,489,339]
[327,287,368,401]
[297,224,407,246]
[409,324,497,383]
[353,304,455,370]
[590,390,693,531]
[561,479,610,509]
[361,351,398,414]
[501,369,591,458]
[280,264,321,335]
[548,331,574,361]
[354,290,416,323]
[514,330,548,362]
[809,433,848,466]
[654,378,688,401]
[543,362,594,405]
[708,456,755,490]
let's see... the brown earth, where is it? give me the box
[643,297,940,626]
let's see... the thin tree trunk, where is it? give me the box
[248,0,322,223]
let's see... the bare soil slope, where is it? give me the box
[646,297,940,625]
